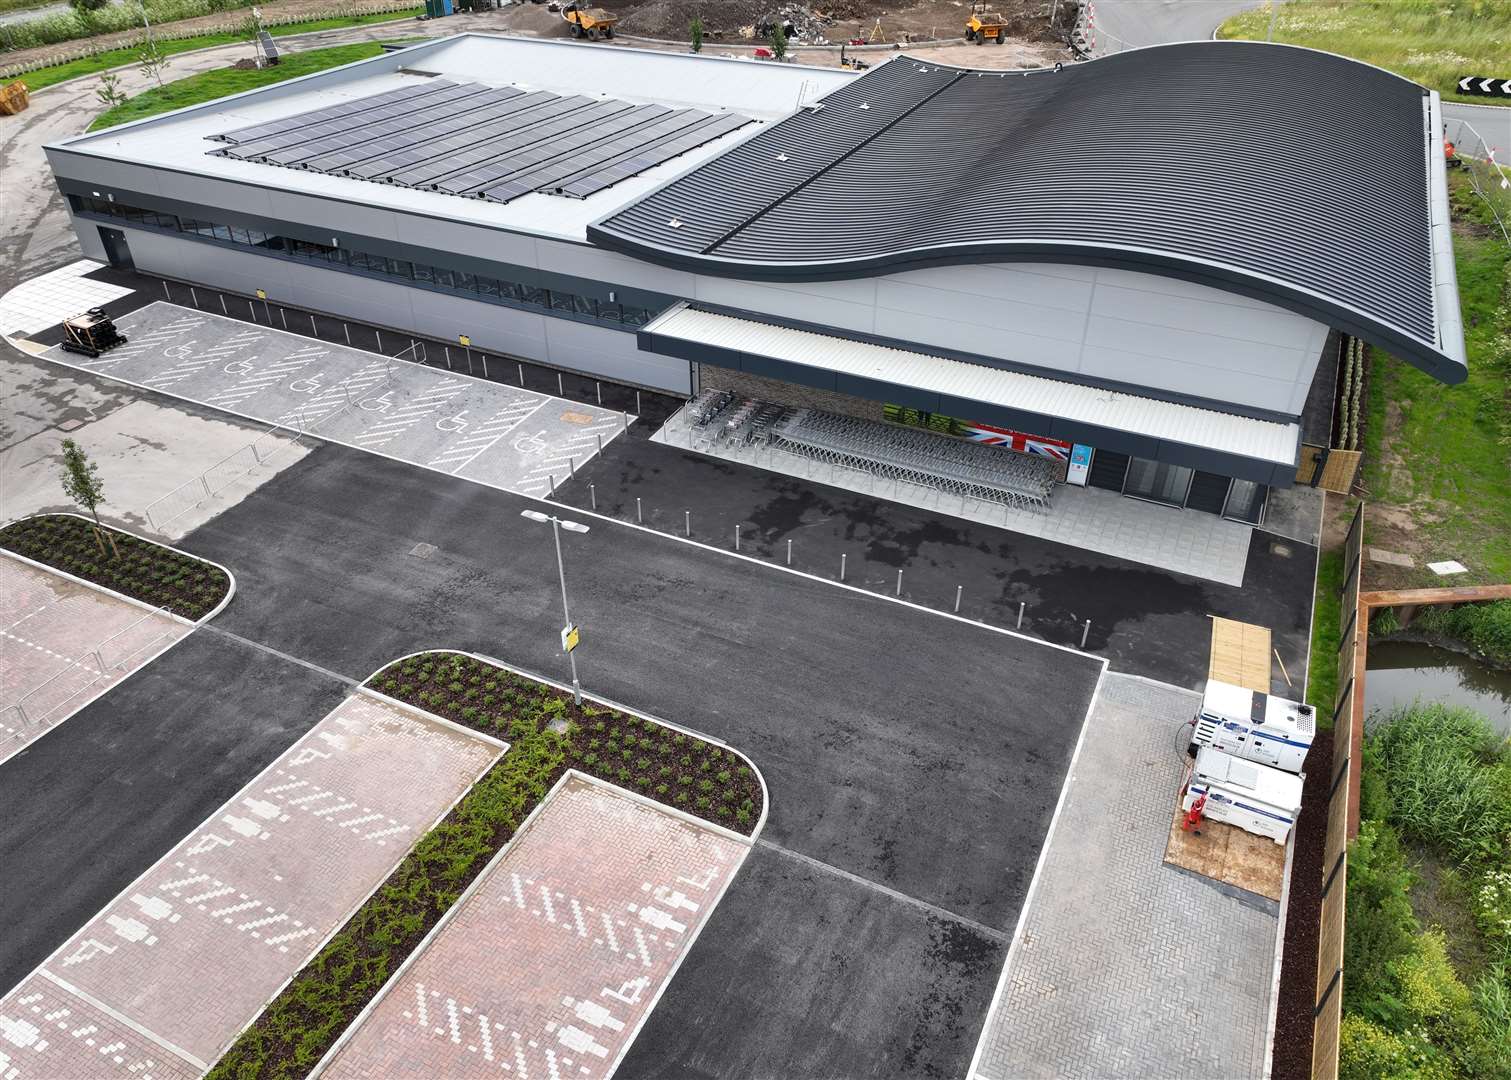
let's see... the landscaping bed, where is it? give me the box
[0,513,228,619]
[208,650,759,1080]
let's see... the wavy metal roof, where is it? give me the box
[590,43,1466,384]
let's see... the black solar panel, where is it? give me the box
[209,79,752,206]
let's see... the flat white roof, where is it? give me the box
[56,34,855,243]
[645,305,1301,465]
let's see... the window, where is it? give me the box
[1222,479,1268,524]
[1122,457,1193,508]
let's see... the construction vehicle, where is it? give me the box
[60,309,127,358]
[839,45,869,71]
[965,0,1008,44]
[0,79,29,116]
[562,3,616,40]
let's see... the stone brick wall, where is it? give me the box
[696,365,884,422]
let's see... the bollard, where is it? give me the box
[955,585,963,613]
[220,294,229,315]
[377,330,384,352]
[596,381,602,405]
[310,314,317,336]
[163,280,171,299]
[518,362,525,386]
[465,346,472,374]
[249,300,257,322]
[1017,601,1025,629]
[190,287,198,307]
[622,411,629,433]
[590,483,596,511]
[840,553,847,581]
[344,323,351,346]
[570,456,575,477]
[280,308,288,330]
[636,496,643,524]
[596,433,603,455]
[635,390,642,415]
[558,372,565,396]
[481,354,489,379]
[735,523,741,551]
[549,474,556,495]
[684,509,691,537]
[786,538,792,566]
[445,346,453,370]
[896,568,903,596]
[1081,619,1091,649]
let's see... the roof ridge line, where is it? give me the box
[697,65,966,256]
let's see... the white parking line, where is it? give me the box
[427,397,549,472]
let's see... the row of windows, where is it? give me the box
[71,196,656,328]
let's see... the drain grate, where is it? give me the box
[409,542,437,560]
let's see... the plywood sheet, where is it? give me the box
[1164,798,1285,902]
[1208,615,1272,694]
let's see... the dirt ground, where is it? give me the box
[612,0,1066,46]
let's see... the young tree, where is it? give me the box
[59,438,117,557]
[690,14,704,53]
[138,40,166,88]
[95,70,128,109]
[768,20,786,61]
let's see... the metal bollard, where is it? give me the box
[248,300,257,322]
[840,553,847,581]
[558,372,564,396]
[636,496,643,524]
[895,568,903,596]
[1017,601,1025,629]
[786,538,792,566]
[445,346,453,370]
[549,474,556,495]
[190,287,198,308]
[635,390,642,415]
[622,411,629,433]
[955,585,963,613]
[570,456,575,477]
[344,323,351,346]
[589,483,596,510]
[280,308,288,330]
[518,362,525,386]
[481,354,489,379]
[1081,619,1092,649]
[163,280,171,299]
[735,523,741,551]
[596,381,602,405]
[684,509,691,537]
[310,314,317,336]
[220,294,229,315]
[596,433,603,455]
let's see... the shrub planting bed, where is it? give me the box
[0,513,228,619]
[208,651,759,1079]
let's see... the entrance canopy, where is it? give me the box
[640,304,1302,486]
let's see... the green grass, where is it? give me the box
[15,9,418,91]
[1219,0,1511,107]
[1411,600,1511,667]
[87,39,387,129]
[1306,544,1345,724]
[1359,176,1511,587]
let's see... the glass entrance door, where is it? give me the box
[1223,478,1269,524]
[1122,457,1193,507]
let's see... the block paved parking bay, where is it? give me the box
[323,773,748,1080]
[1,554,190,763]
[44,302,628,498]
[0,692,500,1077]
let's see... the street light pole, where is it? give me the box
[548,515,581,705]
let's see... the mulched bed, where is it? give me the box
[1270,733,1333,1080]
[0,513,229,620]
[209,651,760,1080]
[370,651,762,833]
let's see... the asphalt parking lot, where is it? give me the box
[163,442,1103,1076]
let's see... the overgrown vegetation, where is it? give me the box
[1336,337,1365,451]
[1341,703,1511,1079]
[209,651,759,1079]
[1360,173,1511,587]
[0,514,229,619]
[13,9,415,90]
[1306,545,1344,722]
[1410,600,1511,667]
[1219,0,1511,107]
[88,39,385,128]
[1,0,259,53]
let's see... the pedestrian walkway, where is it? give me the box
[321,773,749,1080]
[42,302,630,497]
[0,259,132,340]
[0,692,500,1077]
[969,673,1277,1080]
[0,554,190,762]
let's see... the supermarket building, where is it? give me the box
[44,34,1465,526]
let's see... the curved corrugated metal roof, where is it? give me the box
[589,42,1465,384]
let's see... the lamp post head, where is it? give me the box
[520,510,550,524]
[561,521,591,534]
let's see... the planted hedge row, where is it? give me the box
[208,651,759,1080]
[0,514,228,619]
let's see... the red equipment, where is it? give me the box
[1182,792,1207,833]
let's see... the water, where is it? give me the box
[1365,640,1511,737]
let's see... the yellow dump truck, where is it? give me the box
[964,1,1008,44]
[563,3,617,40]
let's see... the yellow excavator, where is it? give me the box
[562,3,617,40]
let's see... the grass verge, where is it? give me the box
[17,9,417,92]
[208,650,759,1079]
[88,39,386,129]
[0,513,229,619]
[1217,0,1511,108]
[1341,703,1511,1079]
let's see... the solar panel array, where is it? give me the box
[208,79,753,204]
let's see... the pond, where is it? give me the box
[1365,640,1511,737]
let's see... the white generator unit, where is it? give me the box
[1184,746,1302,845]
[1192,679,1316,773]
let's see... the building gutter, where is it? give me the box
[1425,91,1468,372]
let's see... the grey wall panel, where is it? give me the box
[541,318,691,394]
[890,262,1098,314]
[875,278,1090,343]
[692,276,878,336]
[871,306,1087,374]
[1076,343,1296,414]
[75,221,107,261]
[536,239,700,299]
[394,215,541,269]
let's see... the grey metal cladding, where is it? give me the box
[589,43,1461,383]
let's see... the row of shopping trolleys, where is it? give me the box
[684,389,1058,511]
